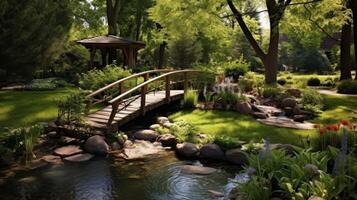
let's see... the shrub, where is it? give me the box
[277,78,286,86]
[223,56,249,81]
[213,135,241,150]
[23,78,70,91]
[301,89,323,114]
[321,77,336,88]
[214,91,246,106]
[261,86,281,98]
[57,93,86,125]
[307,77,321,86]
[286,75,292,80]
[170,120,198,143]
[337,80,357,94]
[78,64,131,91]
[239,76,256,92]
[183,90,198,108]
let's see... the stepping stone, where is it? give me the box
[41,155,62,164]
[181,165,217,175]
[258,116,315,130]
[64,153,94,162]
[54,145,83,157]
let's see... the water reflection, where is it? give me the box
[0,153,238,200]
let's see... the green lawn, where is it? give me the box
[0,87,77,129]
[169,94,357,145]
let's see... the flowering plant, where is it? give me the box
[313,120,357,151]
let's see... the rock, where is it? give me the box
[253,105,284,116]
[163,122,175,128]
[84,135,109,155]
[111,142,122,151]
[286,88,302,98]
[272,144,296,156]
[41,155,62,164]
[47,131,58,138]
[304,164,320,175]
[308,196,325,200]
[225,149,249,166]
[235,102,253,115]
[281,98,297,108]
[119,140,165,160]
[157,116,170,125]
[245,94,260,105]
[176,142,199,158]
[59,136,80,145]
[283,107,294,117]
[64,153,94,162]
[54,145,83,157]
[46,121,58,132]
[133,129,160,142]
[27,159,49,170]
[293,114,310,122]
[208,190,225,197]
[181,165,216,175]
[149,124,161,130]
[124,140,134,148]
[199,144,224,161]
[252,112,268,119]
[18,176,37,184]
[158,134,177,148]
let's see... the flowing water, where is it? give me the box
[0,152,242,200]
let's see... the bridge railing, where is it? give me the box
[85,69,172,113]
[106,69,200,127]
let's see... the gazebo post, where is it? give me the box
[89,47,96,69]
[101,49,107,68]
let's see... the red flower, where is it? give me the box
[348,125,353,130]
[340,119,350,126]
[319,128,326,136]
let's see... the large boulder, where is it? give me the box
[293,114,310,122]
[252,112,268,119]
[133,129,160,142]
[176,142,199,158]
[225,149,248,166]
[157,116,170,125]
[158,134,177,148]
[199,144,225,161]
[286,88,302,98]
[84,135,109,155]
[149,124,161,130]
[281,98,297,108]
[235,102,253,115]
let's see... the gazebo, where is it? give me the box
[77,35,146,68]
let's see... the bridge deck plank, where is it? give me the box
[85,90,184,131]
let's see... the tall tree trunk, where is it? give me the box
[106,0,123,63]
[351,0,357,80]
[340,17,352,80]
[135,11,142,41]
[264,25,279,84]
[158,41,167,68]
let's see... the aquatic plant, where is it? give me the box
[183,89,198,108]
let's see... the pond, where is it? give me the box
[0,152,240,200]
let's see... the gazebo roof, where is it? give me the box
[76,35,146,49]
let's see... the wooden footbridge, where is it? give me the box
[84,69,206,132]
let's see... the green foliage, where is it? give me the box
[223,56,249,81]
[261,86,282,98]
[183,90,198,108]
[277,78,287,86]
[238,176,271,200]
[168,36,202,68]
[23,78,71,91]
[0,0,72,79]
[307,77,321,86]
[3,124,44,162]
[337,80,357,94]
[169,120,198,143]
[57,92,85,125]
[301,89,324,114]
[213,135,241,150]
[78,65,131,91]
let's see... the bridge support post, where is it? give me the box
[107,102,119,130]
[184,72,188,95]
[165,75,170,103]
[140,73,149,115]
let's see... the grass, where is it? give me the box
[169,94,357,145]
[0,87,77,129]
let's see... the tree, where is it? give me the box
[0,0,72,80]
[227,0,292,84]
[349,0,357,79]
[107,0,123,35]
